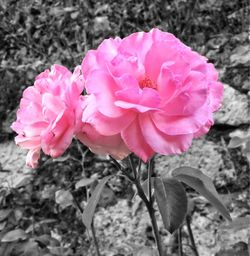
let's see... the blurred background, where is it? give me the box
[0,0,249,255]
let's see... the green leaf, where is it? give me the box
[75,177,96,189]
[1,229,28,242]
[82,175,113,230]
[172,166,231,221]
[154,177,187,234]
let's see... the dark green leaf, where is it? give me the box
[154,177,187,234]
[1,229,28,242]
[172,166,231,221]
[82,175,113,230]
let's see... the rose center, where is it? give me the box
[139,77,157,90]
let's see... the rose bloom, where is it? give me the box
[11,65,84,168]
[81,28,223,162]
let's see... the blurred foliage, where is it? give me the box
[0,0,249,255]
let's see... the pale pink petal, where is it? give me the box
[150,28,177,42]
[193,118,214,138]
[82,38,121,79]
[26,148,41,168]
[151,108,210,135]
[121,119,154,162]
[85,70,123,118]
[108,52,145,79]
[209,81,224,112]
[115,86,161,112]
[139,113,193,155]
[162,71,208,115]
[41,110,74,157]
[42,93,65,121]
[77,124,130,160]
[84,110,136,136]
[144,41,182,83]
[15,135,41,149]
[118,31,153,63]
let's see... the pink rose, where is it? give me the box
[81,28,223,162]
[11,65,84,168]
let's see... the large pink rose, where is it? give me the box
[81,28,223,162]
[11,64,84,168]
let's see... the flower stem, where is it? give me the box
[91,220,101,256]
[146,202,164,256]
[128,156,164,256]
[147,159,152,202]
[178,227,183,256]
[186,215,199,256]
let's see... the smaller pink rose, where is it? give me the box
[11,65,84,168]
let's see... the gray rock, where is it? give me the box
[214,84,250,126]
[154,137,236,186]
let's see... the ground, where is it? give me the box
[0,0,249,255]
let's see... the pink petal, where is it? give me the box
[42,93,65,121]
[121,118,154,162]
[77,124,130,160]
[144,41,182,83]
[15,135,41,149]
[209,81,224,112]
[115,87,161,112]
[162,71,208,115]
[84,109,136,136]
[26,148,41,168]
[22,86,42,102]
[108,51,146,81]
[85,70,123,118]
[193,118,214,138]
[118,31,153,63]
[82,38,121,79]
[41,110,74,157]
[139,113,193,155]
[150,28,177,42]
[151,107,211,135]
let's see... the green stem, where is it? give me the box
[128,156,164,256]
[186,215,199,256]
[178,227,183,256]
[91,220,101,256]
[129,155,137,179]
[147,159,152,202]
[146,202,164,256]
